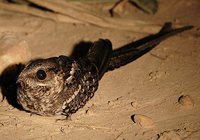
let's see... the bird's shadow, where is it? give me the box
[0,64,25,109]
[70,41,92,60]
[0,41,93,109]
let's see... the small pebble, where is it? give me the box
[178,95,194,108]
[0,32,31,74]
[131,114,154,128]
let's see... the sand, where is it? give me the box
[0,0,200,139]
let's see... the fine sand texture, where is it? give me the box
[0,0,200,139]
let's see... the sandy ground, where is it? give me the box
[0,0,200,139]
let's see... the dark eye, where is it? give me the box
[36,69,46,80]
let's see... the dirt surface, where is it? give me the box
[0,0,200,139]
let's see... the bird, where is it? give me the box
[16,23,193,117]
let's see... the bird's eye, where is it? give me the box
[36,69,47,80]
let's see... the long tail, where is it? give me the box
[108,22,193,71]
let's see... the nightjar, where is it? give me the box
[17,23,193,117]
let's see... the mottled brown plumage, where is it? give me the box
[17,23,193,117]
[17,56,99,116]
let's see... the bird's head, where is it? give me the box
[17,58,67,116]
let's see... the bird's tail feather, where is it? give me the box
[108,22,193,71]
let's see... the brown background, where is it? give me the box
[0,0,200,139]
